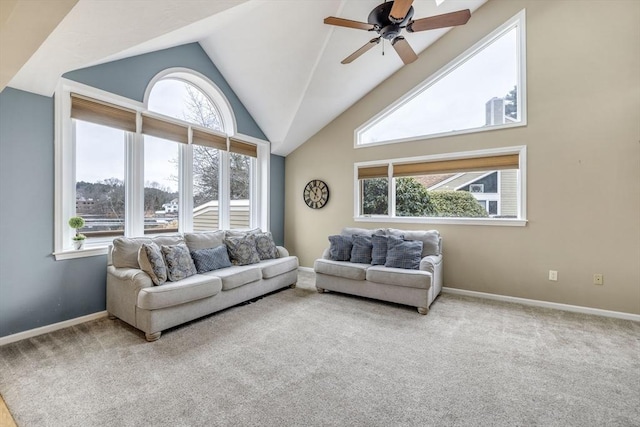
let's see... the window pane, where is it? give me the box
[193,146,220,231]
[144,136,179,234]
[361,178,388,215]
[148,79,223,131]
[396,170,518,218]
[229,153,252,229]
[360,25,520,144]
[75,120,125,238]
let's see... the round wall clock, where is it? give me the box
[303,179,329,209]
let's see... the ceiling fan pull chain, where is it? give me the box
[382,39,385,56]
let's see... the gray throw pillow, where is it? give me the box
[138,243,167,285]
[225,234,261,266]
[328,235,353,261]
[190,245,232,274]
[161,243,197,281]
[371,234,392,266]
[384,235,423,270]
[254,232,278,260]
[350,235,373,264]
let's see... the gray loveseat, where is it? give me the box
[107,230,298,341]
[314,228,442,315]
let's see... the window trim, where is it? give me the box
[54,76,269,260]
[353,146,527,227]
[354,9,527,148]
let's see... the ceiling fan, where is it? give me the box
[324,0,471,65]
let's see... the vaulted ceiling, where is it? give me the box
[4,0,486,155]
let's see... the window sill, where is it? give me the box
[53,245,109,260]
[354,216,528,227]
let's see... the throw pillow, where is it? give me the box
[371,234,393,266]
[384,235,423,270]
[328,235,353,261]
[190,245,232,274]
[161,243,197,281]
[138,243,167,285]
[225,234,261,266]
[350,235,373,264]
[254,232,278,260]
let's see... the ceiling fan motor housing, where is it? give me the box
[368,1,414,40]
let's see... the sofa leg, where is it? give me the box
[145,332,161,342]
[289,283,297,289]
[316,287,325,293]
[107,313,116,320]
[417,307,429,315]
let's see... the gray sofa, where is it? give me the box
[314,228,442,315]
[106,230,298,341]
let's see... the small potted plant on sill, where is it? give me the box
[68,216,86,250]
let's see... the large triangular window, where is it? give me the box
[356,10,526,147]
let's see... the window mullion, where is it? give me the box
[180,129,194,233]
[125,130,143,237]
[219,149,230,230]
[389,164,396,217]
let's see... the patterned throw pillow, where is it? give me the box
[384,235,423,270]
[371,234,390,266]
[225,234,261,266]
[161,243,197,281]
[190,245,232,274]
[328,235,353,261]
[254,232,278,260]
[138,243,167,285]
[350,235,373,264]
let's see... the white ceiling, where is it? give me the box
[7,0,486,155]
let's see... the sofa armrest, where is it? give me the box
[276,246,289,257]
[107,265,153,292]
[419,254,443,297]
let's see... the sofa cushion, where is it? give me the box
[162,243,197,281]
[255,232,279,260]
[328,235,353,261]
[385,236,423,270]
[388,229,440,257]
[138,243,167,285]
[225,228,262,238]
[190,245,232,274]
[314,259,368,281]
[350,235,373,264]
[112,235,184,269]
[366,266,432,290]
[260,256,299,279]
[137,274,222,310]
[225,234,261,265]
[205,265,262,291]
[371,234,393,266]
[184,230,226,251]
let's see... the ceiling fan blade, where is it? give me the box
[324,16,375,31]
[391,36,418,65]
[341,37,381,64]
[389,0,414,23]
[406,9,471,32]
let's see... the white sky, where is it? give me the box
[362,26,519,143]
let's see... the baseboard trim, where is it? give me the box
[0,311,108,347]
[442,287,640,322]
[298,266,314,273]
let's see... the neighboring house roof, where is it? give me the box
[415,174,456,189]
[427,172,489,191]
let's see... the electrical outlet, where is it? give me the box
[593,274,603,285]
[549,270,558,281]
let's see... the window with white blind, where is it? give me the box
[354,146,527,226]
[54,71,268,259]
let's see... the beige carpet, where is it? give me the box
[1,271,639,426]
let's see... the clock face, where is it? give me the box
[303,179,329,209]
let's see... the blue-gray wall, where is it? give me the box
[0,43,285,338]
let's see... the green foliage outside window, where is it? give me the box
[362,176,488,218]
